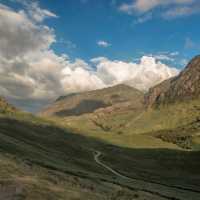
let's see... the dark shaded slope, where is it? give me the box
[40,84,144,117]
[55,100,110,117]
[0,116,200,199]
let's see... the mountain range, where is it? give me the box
[40,55,200,149]
[0,55,200,199]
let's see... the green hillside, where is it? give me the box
[0,55,200,199]
[43,56,200,150]
[0,113,200,199]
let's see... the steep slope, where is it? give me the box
[146,55,200,106]
[40,84,144,117]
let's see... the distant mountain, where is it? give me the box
[39,56,200,150]
[40,84,144,117]
[0,97,17,114]
[146,55,200,106]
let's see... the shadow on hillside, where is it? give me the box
[55,99,110,117]
[0,117,200,189]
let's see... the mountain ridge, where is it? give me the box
[146,55,200,106]
[40,84,144,117]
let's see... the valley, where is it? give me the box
[0,56,200,199]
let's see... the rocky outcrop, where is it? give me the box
[146,55,200,106]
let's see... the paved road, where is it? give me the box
[94,151,132,180]
[93,150,200,200]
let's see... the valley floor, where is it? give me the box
[0,115,200,199]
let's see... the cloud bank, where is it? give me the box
[91,56,179,91]
[0,2,179,111]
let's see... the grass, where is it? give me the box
[0,153,137,200]
[55,99,200,150]
[0,115,143,199]
[0,95,200,199]
[0,112,200,199]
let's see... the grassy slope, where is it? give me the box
[56,98,200,149]
[42,57,200,150]
[0,113,200,199]
[0,114,143,200]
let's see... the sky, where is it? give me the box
[0,0,200,112]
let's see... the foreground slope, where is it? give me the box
[0,111,200,199]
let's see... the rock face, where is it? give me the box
[146,55,200,106]
[0,97,17,114]
[40,84,144,117]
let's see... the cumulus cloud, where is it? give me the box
[0,2,79,101]
[92,56,179,91]
[119,0,199,22]
[97,40,111,48]
[0,1,179,111]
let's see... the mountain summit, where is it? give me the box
[40,84,144,117]
[146,55,200,106]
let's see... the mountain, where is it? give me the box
[39,56,200,151]
[42,55,200,119]
[40,84,144,117]
[146,55,200,106]
[0,58,200,199]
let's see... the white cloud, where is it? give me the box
[119,0,199,22]
[0,1,179,111]
[97,40,111,48]
[146,52,179,61]
[184,37,200,50]
[92,56,179,91]
[119,0,195,13]
[163,4,200,19]
[14,0,58,22]
[170,51,179,56]
[133,13,153,24]
[0,2,102,102]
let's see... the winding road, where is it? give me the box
[94,151,131,180]
[93,150,200,200]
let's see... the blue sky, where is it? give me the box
[23,0,200,67]
[0,0,200,111]
[3,0,200,66]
